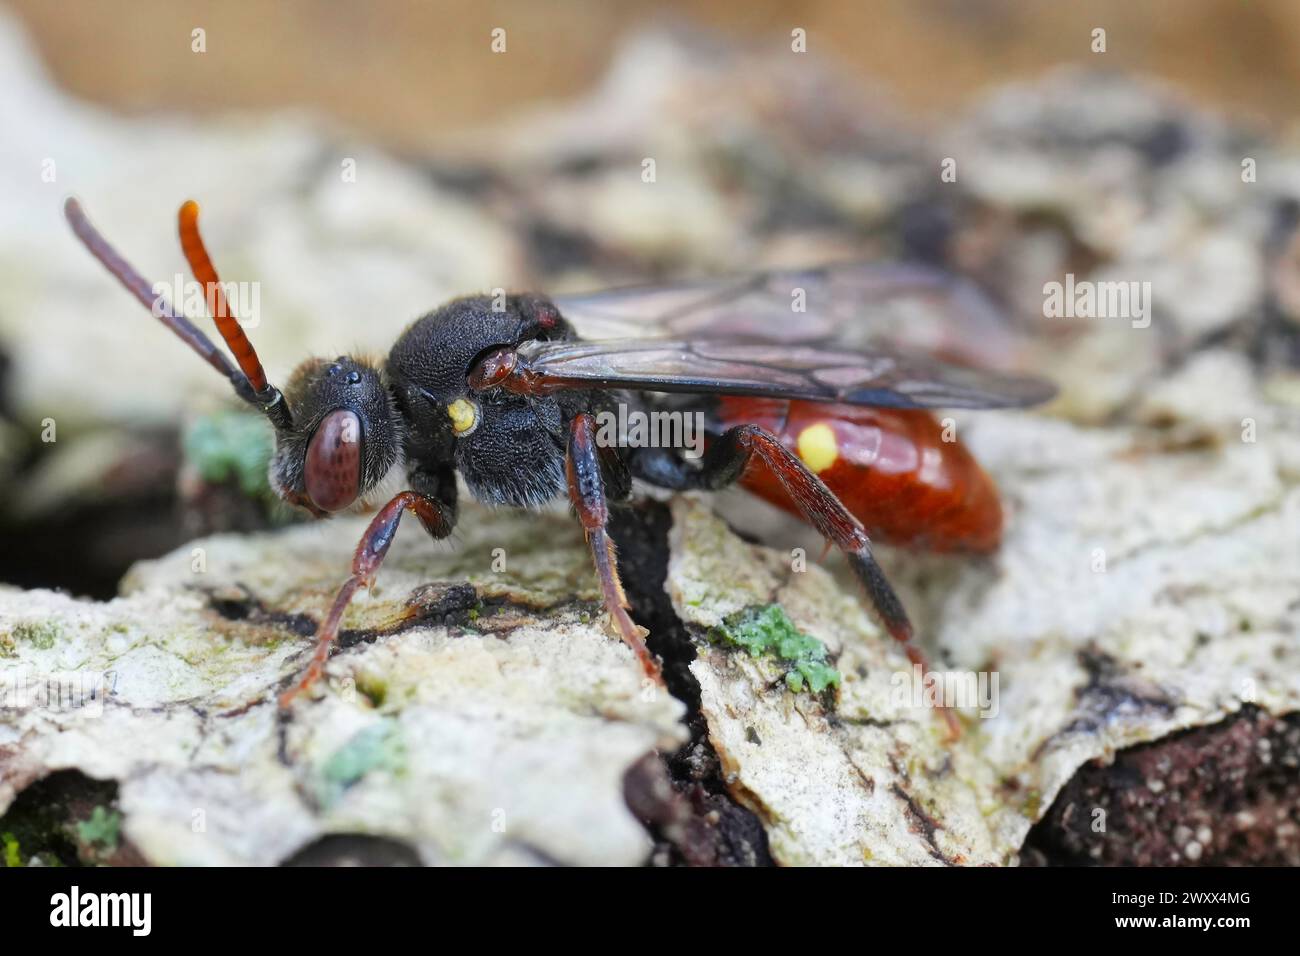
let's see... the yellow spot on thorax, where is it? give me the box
[447,399,478,435]
[796,422,839,473]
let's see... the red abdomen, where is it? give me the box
[715,397,1003,553]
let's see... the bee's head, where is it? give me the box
[270,355,402,514]
[63,198,404,517]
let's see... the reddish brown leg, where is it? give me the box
[651,425,959,739]
[567,413,663,684]
[278,491,452,708]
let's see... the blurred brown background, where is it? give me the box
[8,0,1299,149]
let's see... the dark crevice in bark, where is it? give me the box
[1022,705,1300,866]
[0,770,148,867]
[610,500,774,867]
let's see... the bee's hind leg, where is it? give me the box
[631,428,959,739]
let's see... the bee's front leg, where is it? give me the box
[279,473,456,708]
[566,413,662,684]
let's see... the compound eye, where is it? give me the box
[305,408,362,513]
[468,347,517,391]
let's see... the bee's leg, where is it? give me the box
[631,429,958,738]
[567,413,662,683]
[278,478,455,708]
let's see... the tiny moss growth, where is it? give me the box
[76,806,121,851]
[183,410,275,498]
[1024,789,1043,820]
[2,831,21,867]
[709,604,841,695]
[14,622,59,650]
[355,674,389,709]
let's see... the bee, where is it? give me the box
[65,198,1054,734]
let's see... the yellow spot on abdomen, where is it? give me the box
[796,422,839,473]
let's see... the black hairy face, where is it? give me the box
[386,294,575,508]
[270,354,401,509]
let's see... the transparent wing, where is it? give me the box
[516,338,1056,409]
[551,261,1025,371]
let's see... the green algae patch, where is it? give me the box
[13,622,60,650]
[2,832,21,867]
[316,719,406,806]
[354,671,390,709]
[76,806,121,852]
[183,410,274,498]
[709,604,841,694]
